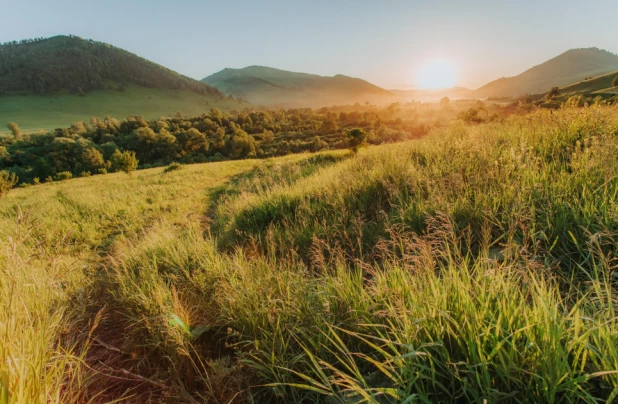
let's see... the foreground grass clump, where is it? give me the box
[1,106,618,403]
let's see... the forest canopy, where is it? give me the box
[0,104,438,185]
[0,36,223,96]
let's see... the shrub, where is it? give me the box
[110,150,139,174]
[347,128,368,153]
[0,170,18,196]
[45,176,53,183]
[163,162,183,174]
[56,171,72,181]
[7,121,20,138]
[97,168,108,175]
[613,75,618,88]
[547,86,561,99]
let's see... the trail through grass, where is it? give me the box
[1,106,618,402]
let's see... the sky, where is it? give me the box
[2,0,617,89]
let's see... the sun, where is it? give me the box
[416,58,458,89]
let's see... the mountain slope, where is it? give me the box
[474,48,618,98]
[0,36,247,131]
[557,70,618,97]
[0,35,222,96]
[202,66,396,107]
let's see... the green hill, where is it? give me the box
[557,70,618,97]
[2,106,618,403]
[0,36,243,131]
[202,65,396,107]
[474,48,618,98]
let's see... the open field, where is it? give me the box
[1,106,618,403]
[0,86,245,133]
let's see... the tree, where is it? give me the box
[547,87,560,99]
[613,75,618,88]
[110,150,138,174]
[77,147,106,174]
[227,130,257,159]
[176,128,208,156]
[0,146,9,163]
[440,97,450,107]
[7,122,21,138]
[319,119,338,135]
[0,171,18,197]
[347,128,368,153]
[311,136,328,152]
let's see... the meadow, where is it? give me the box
[0,86,244,133]
[1,106,618,403]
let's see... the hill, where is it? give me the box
[556,69,618,98]
[0,35,223,96]
[202,65,396,107]
[474,48,618,98]
[2,106,618,403]
[0,36,243,131]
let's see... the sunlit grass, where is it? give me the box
[1,106,618,402]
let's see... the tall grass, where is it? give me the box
[1,106,618,402]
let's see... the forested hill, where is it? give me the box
[0,35,223,96]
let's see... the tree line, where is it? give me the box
[0,105,432,187]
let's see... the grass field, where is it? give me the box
[1,106,618,403]
[0,86,246,133]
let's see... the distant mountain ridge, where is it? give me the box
[474,48,618,98]
[202,65,396,107]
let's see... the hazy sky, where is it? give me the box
[2,0,617,89]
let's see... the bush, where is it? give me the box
[163,162,183,174]
[0,170,18,197]
[613,75,618,88]
[547,86,561,99]
[347,128,368,153]
[97,168,108,175]
[56,171,73,181]
[110,150,139,174]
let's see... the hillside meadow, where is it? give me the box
[0,86,245,133]
[1,106,618,403]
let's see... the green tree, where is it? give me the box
[0,146,9,163]
[547,87,560,99]
[347,128,368,153]
[319,119,338,135]
[613,75,618,88]
[77,147,106,173]
[110,150,138,174]
[176,128,208,156]
[227,130,257,159]
[7,122,21,139]
[0,170,18,197]
[311,136,328,152]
